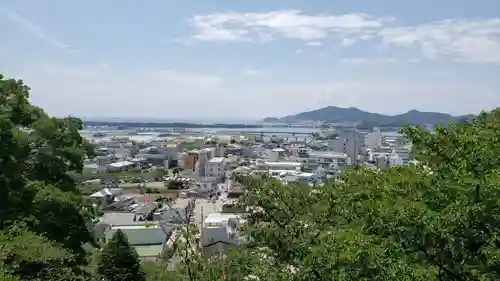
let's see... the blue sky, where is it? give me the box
[1,0,499,121]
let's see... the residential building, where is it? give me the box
[197,178,219,193]
[375,155,390,169]
[250,161,302,177]
[209,144,227,158]
[297,148,349,173]
[181,151,199,171]
[392,145,411,164]
[205,157,227,178]
[327,129,359,165]
[277,168,326,185]
[265,148,285,162]
[101,138,138,158]
[89,187,123,207]
[389,154,404,166]
[105,224,173,261]
[201,213,242,257]
[155,198,195,224]
[195,149,210,177]
[364,128,382,150]
[135,147,171,167]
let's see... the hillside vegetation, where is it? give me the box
[2,73,500,281]
[264,106,473,126]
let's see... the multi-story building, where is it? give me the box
[201,213,242,257]
[181,151,199,171]
[327,129,359,165]
[298,149,349,173]
[265,148,285,162]
[205,157,227,178]
[135,147,170,167]
[250,161,302,177]
[389,154,404,166]
[212,145,227,158]
[392,144,411,164]
[97,138,138,159]
[364,128,382,150]
[194,149,209,178]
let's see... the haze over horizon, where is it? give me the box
[79,106,475,124]
[1,0,499,120]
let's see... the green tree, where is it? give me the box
[0,74,93,280]
[97,230,146,281]
[229,108,500,281]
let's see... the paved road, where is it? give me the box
[192,198,223,226]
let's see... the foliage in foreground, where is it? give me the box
[0,74,94,280]
[97,230,146,281]
[3,72,500,281]
[232,109,500,281]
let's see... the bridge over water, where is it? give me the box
[215,130,315,136]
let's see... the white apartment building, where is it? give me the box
[98,139,138,158]
[201,213,241,257]
[250,161,302,177]
[327,130,359,165]
[278,168,327,185]
[369,151,404,169]
[265,148,285,162]
[212,145,227,158]
[389,154,404,166]
[364,128,382,150]
[392,145,411,165]
[205,157,227,178]
[298,149,349,173]
[194,148,212,178]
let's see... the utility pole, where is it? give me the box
[138,168,145,194]
[200,205,204,244]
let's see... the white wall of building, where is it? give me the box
[327,130,359,165]
[364,130,382,150]
[392,147,410,164]
[297,148,348,172]
[265,149,279,162]
[389,154,404,167]
[205,157,227,178]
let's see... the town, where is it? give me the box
[80,124,413,265]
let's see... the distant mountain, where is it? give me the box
[264,106,473,127]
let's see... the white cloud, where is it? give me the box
[379,19,500,64]
[341,38,356,46]
[295,49,304,53]
[186,10,500,64]
[306,41,323,47]
[0,7,77,52]
[339,57,414,65]
[188,10,384,42]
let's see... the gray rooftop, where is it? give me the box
[99,212,137,226]
[208,157,226,164]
